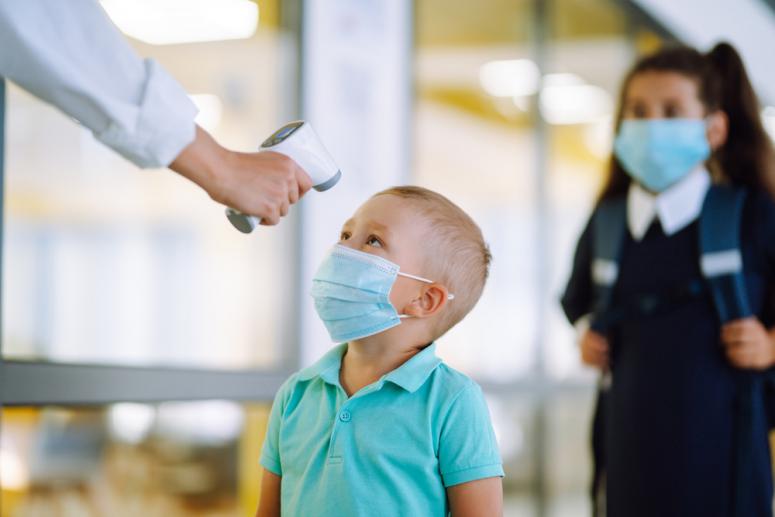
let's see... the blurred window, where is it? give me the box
[0,403,270,517]
[3,0,297,370]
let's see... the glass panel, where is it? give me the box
[489,394,539,516]
[544,0,667,381]
[2,1,298,369]
[0,403,270,517]
[415,0,538,381]
[491,392,596,517]
[543,392,596,517]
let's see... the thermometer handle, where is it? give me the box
[225,121,340,233]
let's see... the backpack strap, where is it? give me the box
[699,185,760,517]
[590,197,628,331]
[698,185,752,322]
[588,197,627,507]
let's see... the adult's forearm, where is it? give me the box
[0,0,197,168]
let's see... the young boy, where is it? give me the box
[256,186,503,517]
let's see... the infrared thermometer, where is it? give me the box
[225,121,342,233]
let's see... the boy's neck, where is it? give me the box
[339,330,429,397]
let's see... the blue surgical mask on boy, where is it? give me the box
[311,244,454,343]
[613,119,711,193]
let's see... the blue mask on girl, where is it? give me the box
[311,244,454,343]
[613,119,711,193]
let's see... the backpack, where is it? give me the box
[591,184,751,328]
[588,184,763,517]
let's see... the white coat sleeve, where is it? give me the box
[0,0,198,168]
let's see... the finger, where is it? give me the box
[727,318,760,336]
[732,356,760,370]
[260,207,280,226]
[723,320,746,330]
[288,178,300,205]
[296,167,314,195]
[722,321,749,337]
[722,320,745,333]
[727,348,757,367]
[721,336,744,348]
[726,351,747,368]
[585,350,608,367]
[729,339,755,351]
[584,338,608,355]
[737,328,757,342]
[279,200,289,218]
[726,346,748,359]
[583,355,606,369]
[723,326,748,342]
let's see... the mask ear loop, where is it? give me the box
[396,271,455,300]
[395,272,455,319]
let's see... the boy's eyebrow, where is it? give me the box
[342,218,392,237]
[366,219,392,238]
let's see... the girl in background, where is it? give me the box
[562,42,775,517]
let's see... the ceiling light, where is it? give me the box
[542,73,585,87]
[100,0,259,45]
[479,59,540,98]
[540,83,613,125]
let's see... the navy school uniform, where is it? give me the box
[562,190,775,517]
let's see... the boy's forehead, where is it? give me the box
[350,195,411,222]
[346,195,429,232]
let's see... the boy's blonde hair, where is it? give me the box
[373,186,491,339]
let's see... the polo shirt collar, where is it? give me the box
[297,343,347,383]
[296,342,442,393]
[383,343,442,393]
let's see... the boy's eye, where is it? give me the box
[366,235,383,248]
[340,231,351,241]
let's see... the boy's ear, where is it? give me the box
[706,110,728,151]
[403,284,450,318]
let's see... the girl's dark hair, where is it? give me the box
[599,42,775,201]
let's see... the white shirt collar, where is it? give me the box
[627,167,711,241]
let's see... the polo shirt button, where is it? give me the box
[339,410,351,422]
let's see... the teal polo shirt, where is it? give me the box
[260,343,504,517]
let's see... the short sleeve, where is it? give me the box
[259,376,296,476]
[438,382,504,487]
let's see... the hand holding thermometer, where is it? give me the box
[225,121,342,233]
